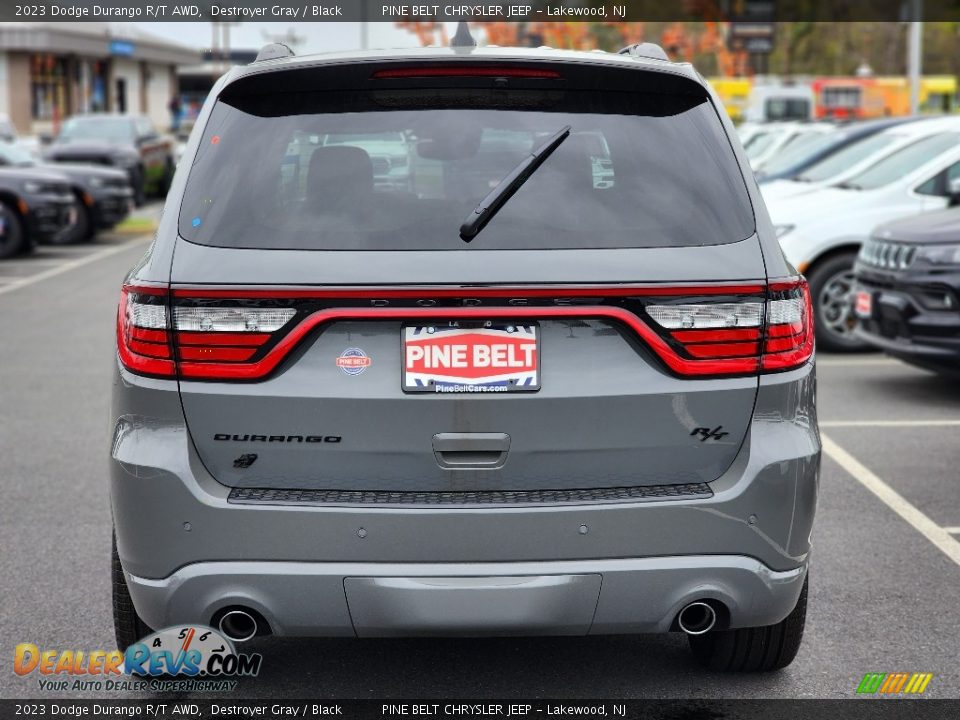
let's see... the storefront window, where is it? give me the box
[30,54,70,121]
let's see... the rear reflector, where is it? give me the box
[117,280,814,381]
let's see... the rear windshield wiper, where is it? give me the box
[835,181,863,190]
[459,125,571,242]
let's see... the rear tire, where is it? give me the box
[0,201,25,259]
[112,532,153,652]
[688,574,808,672]
[807,252,871,352]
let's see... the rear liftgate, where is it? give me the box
[117,280,813,497]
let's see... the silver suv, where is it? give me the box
[111,40,819,672]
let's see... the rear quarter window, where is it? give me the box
[179,71,754,251]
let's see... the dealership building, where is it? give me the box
[0,22,199,136]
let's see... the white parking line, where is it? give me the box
[0,236,150,298]
[0,259,62,268]
[945,528,960,535]
[822,434,960,567]
[821,420,960,428]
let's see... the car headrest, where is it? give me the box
[307,145,373,210]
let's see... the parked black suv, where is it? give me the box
[0,167,76,258]
[43,114,175,206]
[0,141,132,244]
[855,204,960,375]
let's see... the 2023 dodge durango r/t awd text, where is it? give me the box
[111,41,820,672]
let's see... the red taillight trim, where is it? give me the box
[124,283,168,296]
[127,338,171,359]
[131,327,169,344]
[686,341,760,359]
[119,282,814,381]
[767,322,804,339]
[764,336,805,353]
[176,332,272,347]
[171,284,765,299]
[372,66,562,80]
[672,328,761,343]
[177,306,759,380]
[179,346,258,362]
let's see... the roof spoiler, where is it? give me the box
[450,21,476,48]
[254,43,295,63]
[618,43,669,61]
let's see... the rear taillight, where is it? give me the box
[644,277,814,375]
[117,281,814,382]
[117,284,174,378]
[174,305,294,372]
[761,280,815,372]
[118,285,297,379]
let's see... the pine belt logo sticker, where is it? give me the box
[856,672,933,695]
[337,347,372,376]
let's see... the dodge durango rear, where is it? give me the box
[110,39,819,672]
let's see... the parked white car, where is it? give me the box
[761,116,955,204]
[768,130,960,350]
[743,122,834,172]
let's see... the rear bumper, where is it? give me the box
[854,271,960,370]
[111,360,819,636]
[125,556,807,637]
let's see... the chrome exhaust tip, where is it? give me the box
[218,609,258,642]
[677,601,717,635]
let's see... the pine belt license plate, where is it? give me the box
[403,323,540,393]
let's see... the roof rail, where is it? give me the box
[617,43,669,62]
[254,43,295,63]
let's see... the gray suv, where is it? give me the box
[111,40,819,672]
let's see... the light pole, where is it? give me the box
[907,0,923,115]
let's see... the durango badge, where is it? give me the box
[336,348,371,376]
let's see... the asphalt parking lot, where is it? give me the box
[1,218,959,700]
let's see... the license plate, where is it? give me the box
[403,323,540,393]
[855,290,873,318]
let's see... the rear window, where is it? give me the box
[179,81,754,250]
